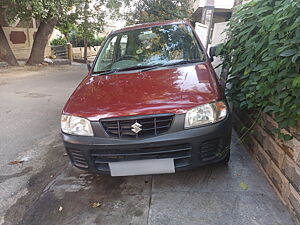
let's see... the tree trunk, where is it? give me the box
[0,25,19,66]
[83,37,88,61]
[0,7,9,27]
[63,32,68,41]
[27,17,58,65]
[83,0,88,62]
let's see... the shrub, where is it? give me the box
[89,36,105,47]
[221,0,300,140]
[69,34,104,47]
[51,34,104,47]
[50,36,67,46]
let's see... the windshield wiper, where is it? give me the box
[140,60,203,72]
[118,64,165,72]
[92,64,164,75]
[162,59,203,67]
[92,69,120,75]
[92,60,202,75]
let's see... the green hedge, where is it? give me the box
[69,35,104,47]
[51,36,104,47]
[222,0,300,140]
[50,37,67,46]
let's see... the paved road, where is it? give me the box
[0,65,296,225]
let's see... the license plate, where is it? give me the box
[109,158,175,176]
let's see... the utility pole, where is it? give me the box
[83,0,89,62]
[201,0,215,50]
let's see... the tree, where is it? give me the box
[1,0,125,65]
[0,26,19,65]
[0,1,19,65]
[27,17,58,65]
[124,0,192,25]
[15,0,77,65]
[55,9,78,41]
[21,1,72,65]
[74,0,105,61]
[20,0,119,64]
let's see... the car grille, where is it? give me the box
[199,138,223,162]
[91,144,192,172]
[68,148,89,169]
[101,114,174,139]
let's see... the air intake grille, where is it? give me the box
[91,144,192,172]
[200,138,222,162]
[101,114,174,139]
[68,148,89,168]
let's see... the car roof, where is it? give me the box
[110,20,191,34]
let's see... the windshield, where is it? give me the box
[93,24,205,73]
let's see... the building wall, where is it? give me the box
[210,22,228,78]
[72,46,101,59]
[2,27,51,60]
[193,0,235,11]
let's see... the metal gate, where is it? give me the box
[51,45,67,59]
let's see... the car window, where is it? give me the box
[120,35,128,56]
[94,36,117,71]
[93,24,205,73]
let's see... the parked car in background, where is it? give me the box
[61,20,232,176]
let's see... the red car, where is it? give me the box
[61,20,231,176]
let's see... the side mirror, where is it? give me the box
[209,44,223,62]
[209,46,217,62]
[86,60,92,71]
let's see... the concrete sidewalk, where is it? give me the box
[11,132,296,225]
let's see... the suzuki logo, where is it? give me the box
[131,122,142,134]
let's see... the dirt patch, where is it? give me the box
[11,160,151,225]
[20,172,150,225]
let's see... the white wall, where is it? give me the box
[211,22,228,45]
[210,22,228,78]
[196,0,235,9]
[195,23,209,47]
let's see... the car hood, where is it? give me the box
[63,63,222,121]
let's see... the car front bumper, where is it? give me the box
[62,114,232,174]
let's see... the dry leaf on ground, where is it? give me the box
[91,202,102,208]
[8,160,24,165]
[240,182,249,190]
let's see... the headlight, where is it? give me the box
[184,101,227,128]
[61,115,94,136]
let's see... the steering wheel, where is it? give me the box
[116,55,138,61]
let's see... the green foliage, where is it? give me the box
[50,36,67,46]
[54,0,122,47]
[221,0,300,137]
[55,15,78,41]
[0,0,17,25]
[75,0,105,40]
[89,36,104,47]
[124,0,192,25]
[70,34,104,47]
[51,34,104,47]
[14,0,76,22]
